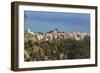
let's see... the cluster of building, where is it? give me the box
[26,28,89,41]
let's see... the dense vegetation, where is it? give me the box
[24,33,90,61]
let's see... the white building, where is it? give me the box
[28,27,30,32]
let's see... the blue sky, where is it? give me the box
[24,11,90,33]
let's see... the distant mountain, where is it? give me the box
[24,28,89,41]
